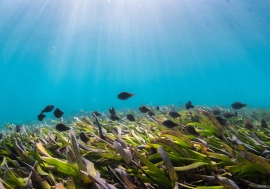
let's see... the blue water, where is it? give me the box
[0,0,270,124]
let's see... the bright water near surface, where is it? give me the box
[0,0,270,124]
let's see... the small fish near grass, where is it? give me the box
[148,110,155,116]
[260,118,268,128]
[54,108,64,118]
[15,125,20,132]
[126,114,135,121]
[185,101,194,110]
[216,116,228,126]
[169,110,181,118]
[212,108,220,115]
[79,132,90,143]
[139,105,150,113]
[162,120,179,128]
[37,113,46,121]
[55,123,70,132]
[244,119,254,129]
[92,111,102,117]
[109,107,116,115]
[184,125,200,136]
[223,111,237,118]
[110,114,120,121]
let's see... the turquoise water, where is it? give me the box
[0,0,270,124]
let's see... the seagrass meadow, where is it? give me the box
[1,106,270,189]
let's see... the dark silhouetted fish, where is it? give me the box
[212,108,220,115]
[41,105,54,113]
[79,132,90,143]
[184,126,199,136]
[109,107,116,115]
[110,114,120,121]
[126,114,135,122]
[92,111,101,117]
[15,125,20,132]
[244,119,254,129]
[169,110,181,118]
[162,120,179,128]
[156,106,160,110]
[37,113,46,121]
[139,105,150,113]
[185,101,194,110]
[223,112,237,118]
[148,110,155,116]
[55,123,70,132]
[231,102,247,109]
[0,133,3,140]
[216,116,227,126]
[261,119,268,129]
[54,108,64,118]
[117,92,135,100]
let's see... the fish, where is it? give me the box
[185,101,194,110]
[0,133,3,140]
[55,123,70,132]
[117,92,135,100]
[223,111,237,118]
[156,106,160,110]
[184,126,199,136]
[169,110,181,118]
[216,116,227,126]
[126,114,135,122]
[261,119,268,128]
[92,111,102,117]
[110,114,120,121]
[109,107,116,115]
[37,113,46,121]
[162,120,179,128]
[79,132,90,143]
[54,108,64,118]
[231,102,247,109]
[244,119,254,129]
[139,105,150,113]
[148,110,155,116]
[41,105,55,113]
[212,108,220,115]
[15,125,20,132]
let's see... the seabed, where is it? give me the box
[0,105,270,189]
